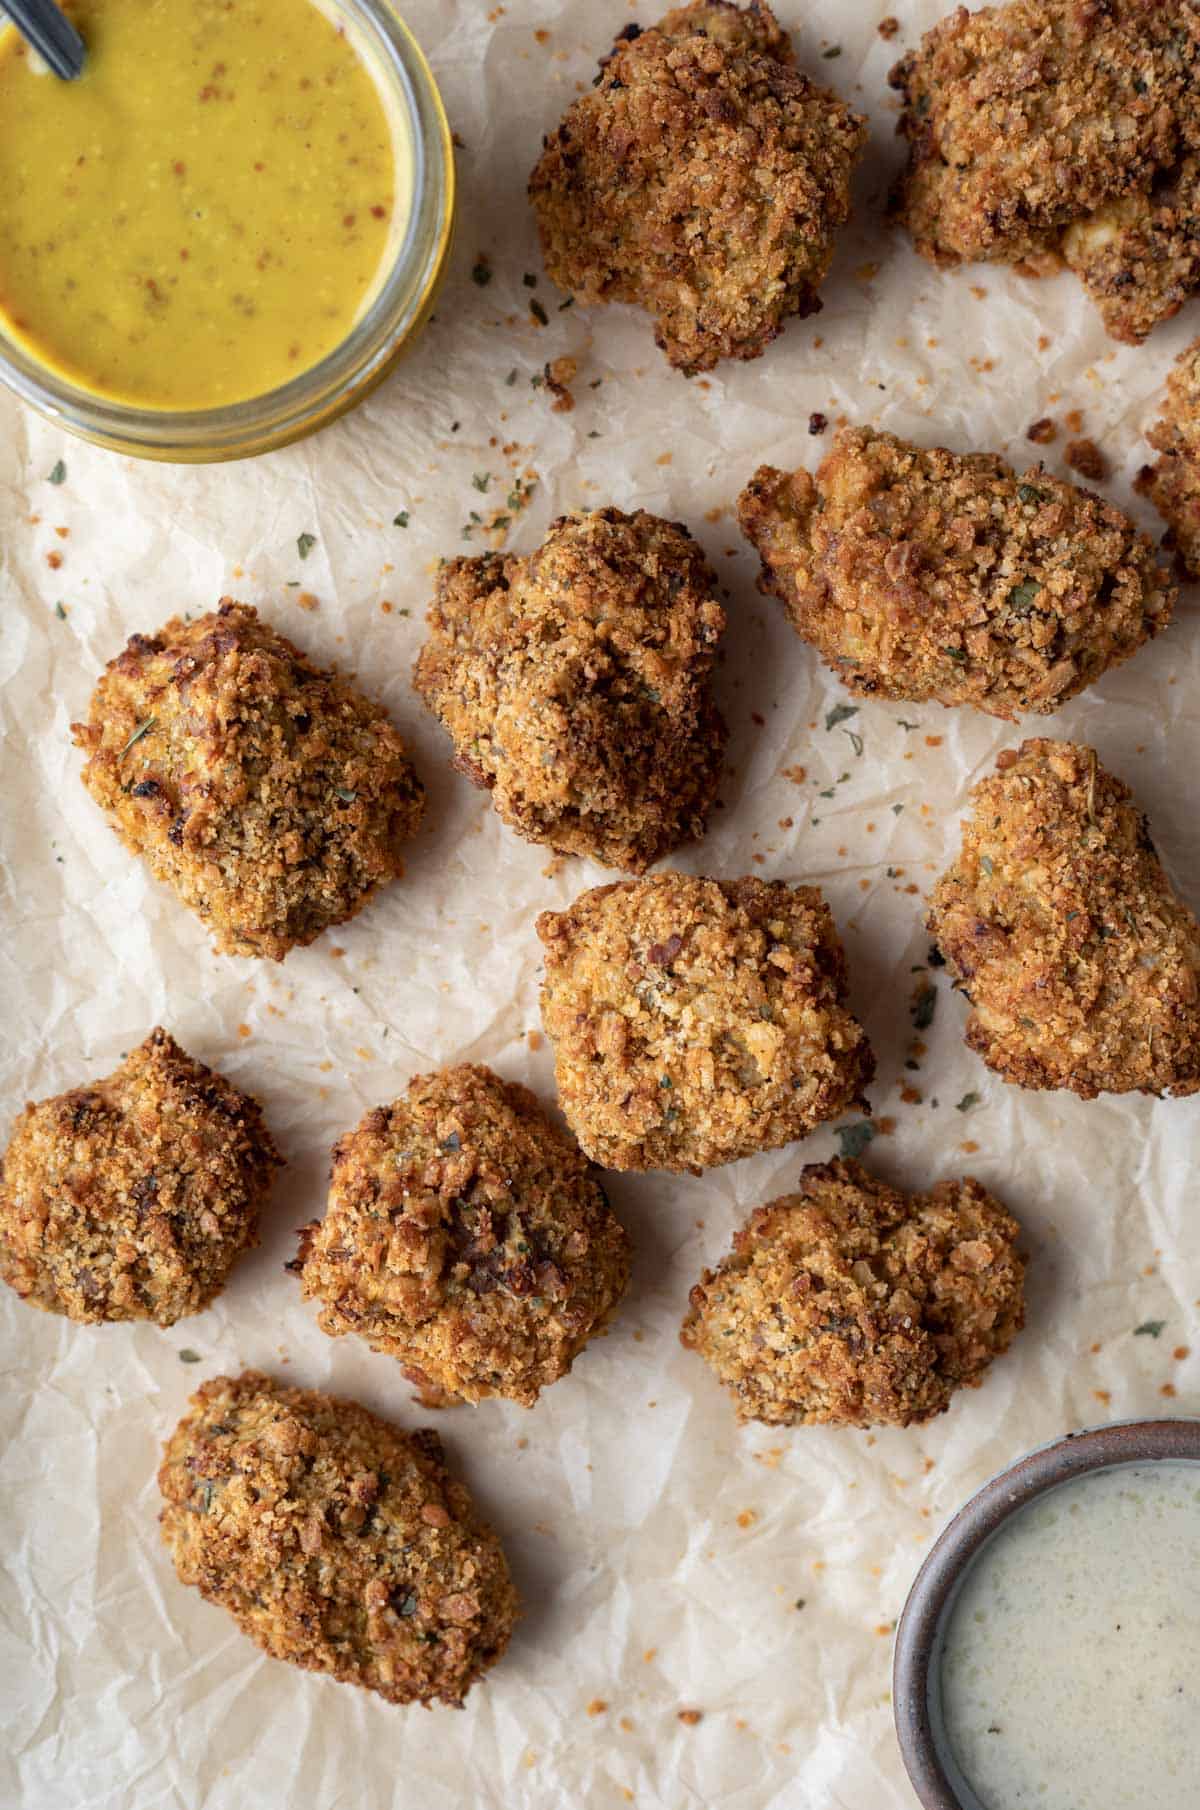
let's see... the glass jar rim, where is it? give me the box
[0,0,455,462]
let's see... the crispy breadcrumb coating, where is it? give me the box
[413,509,726,872]
[528,0,867,374]
[158,1371,517,1707]
[890,0,1200,342]
[295,1065,631,1408]
[680,1158,1025,1428]
[0,1029,280,1325]
[1139,335,1200,577]
[737,427,1174,719]
[536,874,874,1173]
[73,601,424,961]
[928,739,1200,1097]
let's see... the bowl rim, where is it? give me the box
[892,1416,1200,1810]
[0,0,455,461]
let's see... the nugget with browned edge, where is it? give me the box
[536,874,874,1172]
[296,1065,630,1407]
[159,1371,517,1706]
[928,739,1200,1097]
[73,601,424,961]
[0,1029,280,1325]
[529,0,867,374]
[738,427,1174,719]
[890,0,1200,342]
[414,509,726,872]
[680,1158,1025,1428]
[1138,335,1200,578]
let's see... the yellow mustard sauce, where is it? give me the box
[0,0,410,408]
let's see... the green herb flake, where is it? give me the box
[335,787,357,803]
[396,1593,418,1617]
[505,369,518,387]
[912,981,937,1030]
[891,802,904,815]
[179,1348,202,1363]
[54,601,67,620]
[558,297,574,312]
[48,459,67,486]
[297,532,317,561]
[955,1092,980,1113]
[822,44,842,57]
[942,646,968,663]
[844,729,864,759]
[896,718,920,731]
[472,472,491,493]
[825,702,859,732]
[835,1121,876,1160]
[1134,1320,1166,1338]
[980,854,994,876]
[441,1132,462,1152]
[471,260,492,287]
[1006,579,1041,612]
[1017,484,1045,505]
[660,1075,672,1088]
[530,298,549,326]
[393,510,410,528]
[522,272,538,289]
[120,716,157,757]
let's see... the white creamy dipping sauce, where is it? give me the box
[938,1461,1200,1810]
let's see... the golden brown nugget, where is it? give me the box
[528,0,867,375]
[890,0,1200,342]
[0,1029,280,1326]
[295,1065,631,1408]
[1138,335,1200,578]
[680,1158,1025,1428]
[536,874,874,1172]
[928,739,1200,1098]
[73,600,424,961]
[159,1371,517,1707]
[738,427,1174,719]
[414,509,726,873]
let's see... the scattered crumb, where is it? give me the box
[678,1709,704,1726]
[296,591,319,611]
[782,765,807,785]
[1026,417,1056,444]
[1064,437,1108,482]
[878,15,899,38]
[587,1699,608,1717]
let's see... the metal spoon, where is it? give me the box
[3,0,85,78]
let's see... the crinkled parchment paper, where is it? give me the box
[3,4,1200,1806]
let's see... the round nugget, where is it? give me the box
[73,600,425,961]
[158,1371,518,1706]
[296,1065,631,1407]
[414,508,727,872]
[680,1159,1025,1428]
[529,0,866,375]
[0,1028,281,1326]
[536,874,874,1172]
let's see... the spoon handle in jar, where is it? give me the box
[4,0,85,79]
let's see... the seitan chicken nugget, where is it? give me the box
[158,1371,517,1707]
[0,1028,280,1325]
[928,738,1200,1097]
[680,1158,1025,1428]
[413,508,726,872]
[536,873,874,1172]
[295,1065,631,1408]
[73,600,424,961]
[890,0,1200,342]
[737,427,1174,719]
[528,0,867,374]
[1138,334,1200,578]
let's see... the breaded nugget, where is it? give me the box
[738,426,1174,718]
[295,1065,630,1408]
[73,601,424,961]
[158,1371,517,1706]
[890,0,1200,341]
[928,739,1200,1097]
[680,1158,1025,1428]
[1138,335,1200,577]
[528,0,867,374]
[536,874,874,1172]
[0,1029,280,1325]
[413,509,726,872]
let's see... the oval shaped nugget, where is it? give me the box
[738,426,1174,719]
[158,1371,518,1707]
[73,600,425,961]
[296,1064,631,1407]
[529,0,866,374]
[928,738,1200,1098]
[536,873,874,1172]
[414,508,727,873]
[680,1158,1025,1428]
[0,1028,280,1326]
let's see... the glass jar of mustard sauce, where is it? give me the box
[0,0,454,461]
